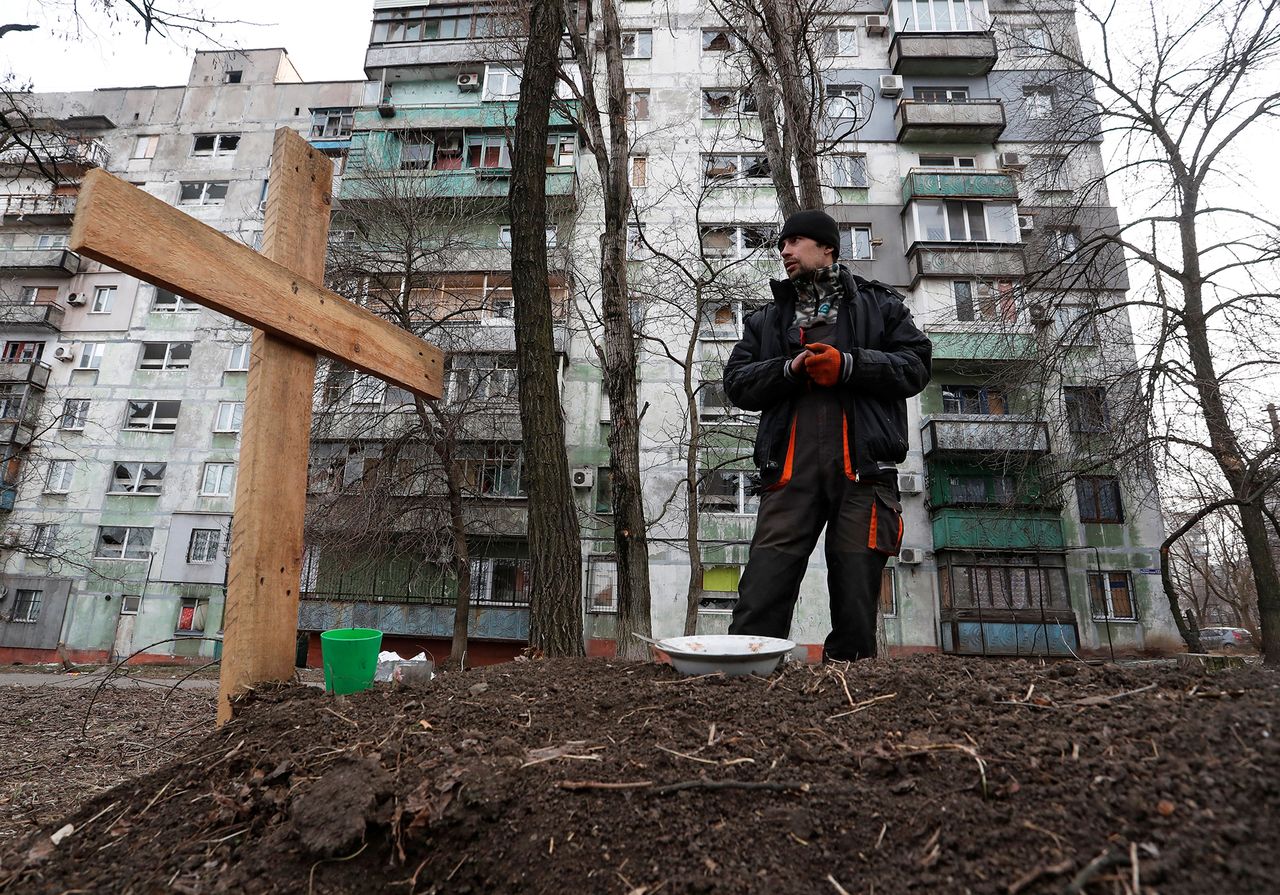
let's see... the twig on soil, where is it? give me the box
[80,637,223,736]
[308,841,369,895]
[1022,820,1066,851]
[652,673,725,685]
[446,855,469,882]
[875,822,888,850]
[1061,850,1129,895]
[827,874,853,895]
[161,660,221,706]
[618,705,660,721]
[559,780,655,791]
[893,743,988,798]
[324,707,360,729]
[139,779,172,816]
[650,778,811,796]
[1007,859,1074,894]
[1068,683,1158,707]
[827,693,897,721]
[656,744,717,765]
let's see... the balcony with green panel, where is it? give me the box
[931,508,1065,550]
[926,330,1036,372]
[901,169,1018,204]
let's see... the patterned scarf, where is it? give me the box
[791,263,844,328]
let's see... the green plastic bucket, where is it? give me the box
[320,628,383,695]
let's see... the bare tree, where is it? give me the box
[987,0,1280,661]
[707,0,869,214]
[554,0,655,658]
[509,0,583,657]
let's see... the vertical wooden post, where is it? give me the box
[217,129,332,724]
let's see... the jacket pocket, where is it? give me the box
[867,487,904,556]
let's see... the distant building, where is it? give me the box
[0,2,1181,665]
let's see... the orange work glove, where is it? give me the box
[803,342,843,387]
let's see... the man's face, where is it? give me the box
[780,235,834,279]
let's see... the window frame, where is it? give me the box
[89,285,116,315]
[309,108,355,139]
[138,341,194,371]
[620,30,653,59]
[939,384,1007,415]
[76,343,105,370]
[94,525,154,560]
[1063,386,1109,433]
[191,133,241,157]
[187,528,222,564]
[827,153,869,188]
[151,288,198,313]
[698,468,759,515]
[1076,475,1124,524]
[125,399,182,433]
[703,152,772,184]
[482,64,522,101]
[178,181,229,206]
[699,224,778,260]
[839,224,874,261]
[107,460,167,495]
[626,89,650,121]
[11,588,42,623]
[1088,570,1137,621]
[213,401,244,433]
[201,462,236,497]
[132,135,159,159]
[952,279,1021,323]
[44,459,74,493]
[226,343,251,372]
[60,398,90,430]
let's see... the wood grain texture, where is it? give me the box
[216,130,327,724]
[69,156,443,399]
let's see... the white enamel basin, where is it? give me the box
[654,634,795,677]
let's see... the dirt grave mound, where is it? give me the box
[1,655,1277,894]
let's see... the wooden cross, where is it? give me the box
[69,129,444,723]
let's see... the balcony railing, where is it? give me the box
[930,506,1066,550]
[895,99,1006,144]
[0,249,81,278]
[0,135,110,170]
[901,169,1018,203]
[905,242,1026,286]
[339,167,576,202]
[922,416,1051,456]
[0,361,52,389]
[889,31,998,77]
[925,330,1036,370]
[0,302,67,330]
[0,195,77,218]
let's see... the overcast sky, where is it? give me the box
[6,1,372,91]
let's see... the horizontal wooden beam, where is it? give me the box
[69,167,443,399]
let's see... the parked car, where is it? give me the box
[1198,626,1255,652]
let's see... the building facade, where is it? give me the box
[0,2,1180,665]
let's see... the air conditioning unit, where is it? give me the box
[865,15,889,35]
[1028,303,1052,326]
[999,151,1026,169]
[879,75,904,98]
[377,100,396,119]
[52,345,76,362]
[571,467,595,489]
[457,73,481,92]
[898,547,924,565]
[66,293,85,306]
[476,167,511,180]
[897,472,922,494]
[1018,214,1036,232]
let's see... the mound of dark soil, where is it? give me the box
[2,655,1277,894]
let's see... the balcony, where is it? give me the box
[0,248,81,277]
[895,99,1006,143]
[0,302,66,331]
[0,361,52,389]
[339,167,576,205]
[902,170,1018,203]
[0,420,35,447]
[299,596,529,641]
[889,31,998,77]
[906,242,1025,286]
[0,134,110,171]
[0,483,15,512]
[931,507,1065,550]
[0,195,77,219]
[921,417,1051,456]
[926,330,1036,371]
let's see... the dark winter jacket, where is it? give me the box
[723,267,931,490]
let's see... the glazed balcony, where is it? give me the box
[0,135,110,171]
[895,99,1006,143]
[889,31,998,77]
[925,330,1036,372]
[921,417,1051,456]
[0,248,81,278]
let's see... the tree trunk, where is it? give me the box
[510,0,583,657]
[746,50,800,218]
[759,0,823,210]
[1238,502,1280,663]
[596,0,652,659]
[444,458,472,669]
[683,326,704,637]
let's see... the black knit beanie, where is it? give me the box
[776,209,841,259]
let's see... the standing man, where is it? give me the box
[723,209,931,661]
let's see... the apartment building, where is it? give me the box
[0,49,363,663]
[0,1,1181,665]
